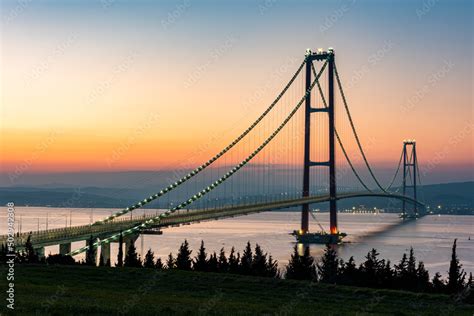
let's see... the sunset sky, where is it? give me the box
[1,0,472,185]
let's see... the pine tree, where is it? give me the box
[380,260,394,288]
[85,235,96,266]
[285,245,317,281]
[432,272,446,293]
[252,244,268,277]
[144,249,155,268]
[406,247,418,288]
[447,239,466,293]
[193,240,208,272]
[240,241,253,275]
[155,257,164,270]
[359,248,383,287]
[416,261,430,292]
[340,256,358,286]
[99,252,105,267]
[116,232,124,267]
[217,248,228,273]
[228,247,239,274]
[24,233,39,264]
[317,244,339,284]
[166,252,176,269]
[176,239,192,270]
[466,272,474,304]
[0,243,6,264]
[266,255,279,278]
[394,252,408,288]
[124,239,141,268]
[207,252,218,272]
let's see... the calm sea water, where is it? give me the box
[1,207,473,276]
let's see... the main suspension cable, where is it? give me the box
[69,60,328,256]
[94,59,307,225]
[333,62,388,193]
[385,148,404,191]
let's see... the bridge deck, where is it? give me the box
[0,192,423,250]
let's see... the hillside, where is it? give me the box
[0,265,472,315]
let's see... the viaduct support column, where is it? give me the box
[59,242,71,255]
[101,242,111,266]
[35,247,45,259]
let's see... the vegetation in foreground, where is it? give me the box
[1,234,472,314]
[0,264,473,316]
[3,234,472,298]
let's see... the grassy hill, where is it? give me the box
[0,265,472,315]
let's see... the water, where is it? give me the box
[1,207,473,277]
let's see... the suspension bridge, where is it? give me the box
[1,48,424,261]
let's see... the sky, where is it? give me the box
[0,0,473,186]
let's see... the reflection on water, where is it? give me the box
[1,207,472,275]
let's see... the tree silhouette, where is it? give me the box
[85,235,96,266]
[359,248,383,287]
[166,252,176,269]
[240,241,253,275]
[207,252,218,272]
[394,252,408,288]
[155,257,164,270]
[98,252,105,267]
[144,249,155,268]
[380,260,394,288]
[116,232,124,267]
[406,247,418,288]
[317,244,339,284]
[23,233,39,264]
[252,244,268,277]
[124,239,141,268]
[416,261,430,292]
[466,272,474,304]
[447,239,466,293]
[266,255,279,278]
[217,248,228,273]
[193,240,208,272]
[228,247,240,274]
[46,253,76,265]
[0,243,7,264]
[340,256,358,286]
[176,239,192,270]
[285,245,317,281]
[432,272,445,293]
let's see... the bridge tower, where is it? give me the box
[402,140,418,217]
[301,48,338,235]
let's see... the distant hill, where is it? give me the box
[0,182,472,214]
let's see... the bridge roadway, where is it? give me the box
[0,192,423,254]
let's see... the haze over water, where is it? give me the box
[2,207,472,277]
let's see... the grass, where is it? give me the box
[0,264,472,315]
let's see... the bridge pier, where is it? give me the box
[59,242,71,255]
[35,247,45,259]
[101,242,111,266]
